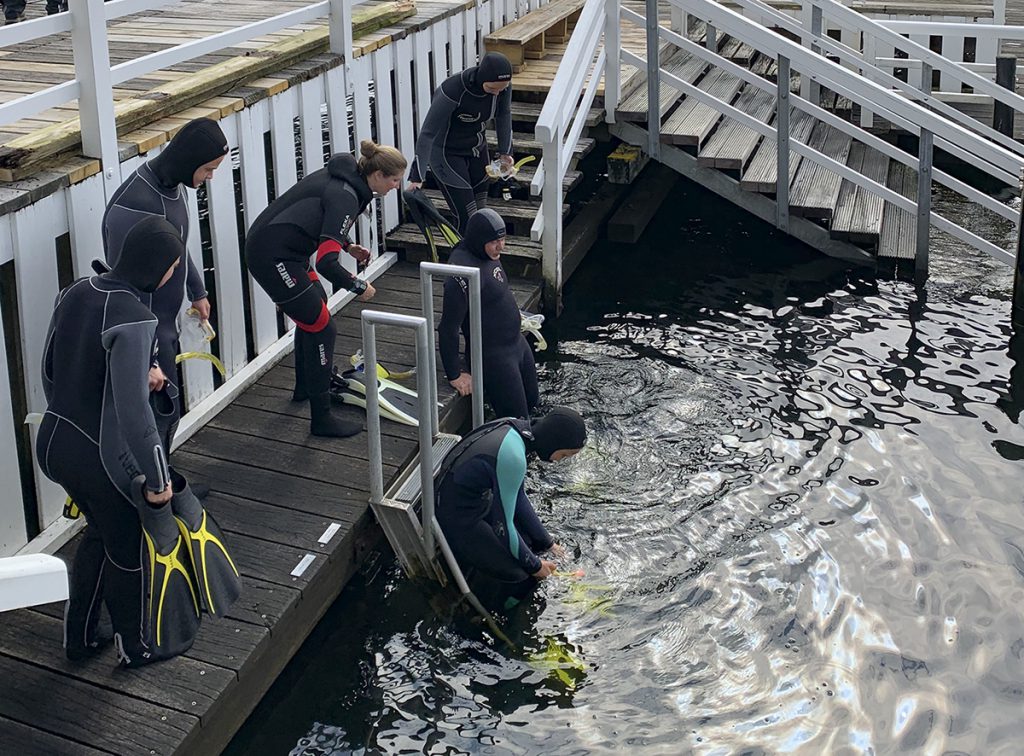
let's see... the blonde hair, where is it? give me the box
[358,139,407,178]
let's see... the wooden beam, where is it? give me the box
[0,2,415,181]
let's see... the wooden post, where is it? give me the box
[994,56,1016,139]
[70,0,121,198]
[776,54,790,233]
[1012,170,1024,330]
[645,0,660,159]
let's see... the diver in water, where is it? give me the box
[439,208,538,420]
[39,216,240,667]
[103,117,228,489]
[406,52,514,233]
[435,408,587,611]
[245,139,407,437]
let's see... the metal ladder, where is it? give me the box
[362,262,510,637]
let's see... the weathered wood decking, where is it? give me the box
[0,262,542,756]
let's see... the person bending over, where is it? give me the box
[406,52,514,233]
[436,408,587,611]
[245,139,406,437]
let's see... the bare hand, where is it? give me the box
[499,154,514,167]
[191,297,211,321]
[450,372,473,396]
[532,559,557,579]
[148,366,166,392]
[347,244,371,264]
[548,543,567,560]
[357,282,376,302]
[144,486,172,505]
[406,181,422,191]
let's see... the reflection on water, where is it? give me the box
[226,181,1024,755]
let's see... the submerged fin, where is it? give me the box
[171,482,241,618]
[130,478,201,661]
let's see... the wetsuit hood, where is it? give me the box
[108,216,185,293]
[149,118,228,188]
[473,52,513,88]
[529,407,587,461]
[327,153,373,206]
[462,208,506,259]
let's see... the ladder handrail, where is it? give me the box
[676,0,1024,182]
[418,263,485,432]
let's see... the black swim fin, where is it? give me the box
[170,481,242,618]
[404,188,462,260]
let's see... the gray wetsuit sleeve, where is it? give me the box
[185,254,207,301]
[103,321,168,493]
[439,275,470,381]
[495,88,513,155]
[409,88,460,184]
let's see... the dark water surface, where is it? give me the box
[226,181,1024,755]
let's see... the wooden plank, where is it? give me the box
[607,163,679,243]
[387,223,543,260]
[660,67,744,147]
[697,84,775,170]
[487,130,594,159]
[0,714,109,756]
[509,101,601,127]
[617,49,706,123]
[0,654,196,755]
[0,611,235,723]
[788,121,853,221]
[484,0,586,44]
[832,142,889,244]
[739,107,815,193]
[878,161,917,259]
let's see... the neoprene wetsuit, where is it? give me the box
[102,118,228,455]
[436,419,554,609]
[409,52,513,233]
[38,217,182,663]
[439,209,539,420]
[244,152,373,437]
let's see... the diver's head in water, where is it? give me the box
[464,208,507,261]
[150,117,229,188]
[109,216,184,293]
[529,407,587,462]
[474,52,512,95]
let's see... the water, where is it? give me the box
[226,180,1024,755]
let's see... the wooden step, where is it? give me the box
[510,101,602,128]
[788,121,853,222]
[514,164,582,193]
[387,223,542,260]
[831,142,889,244]
[660,67,744,147]
[878,161,917,259]
[616,49,707,123]
[697,84,775,170]
[486,130,595,160]
[420,189,565,225]
[739,107,815,193]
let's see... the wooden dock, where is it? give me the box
[0,262,542,756]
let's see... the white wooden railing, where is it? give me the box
[0,0,539,556]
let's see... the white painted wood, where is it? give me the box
[479,0,493,36]
[465,5,479,65]
[432,19,450,88]
[206,117,249,378]
[351,56,378,255]
[940,34,965,92]
[450,13,465,71]
[237,102,280,353]
[270,87,300,193]
[414,31,434,130]
[395,37,418,164]
[373,49,400,232]
[66,174,107,278]
[326,65,353,155]
[12,197,67,530]
[0,554,68,610]
[0,215,27,556]
[179,188,215,409]
[300,78,326,176]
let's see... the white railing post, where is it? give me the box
[916,61,934,275]
[329,0,355,94]
[605,0,620,124]
[540,132,563,312]
[70,0,121,197]
[776,54,791,233]
[645,0,660,159]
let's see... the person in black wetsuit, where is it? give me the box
[406,52,514,233]
[38,216,197,666]
[245,139,407,437]
[439,208,538,420]
[436,408,587,611]
[103,117,228,483]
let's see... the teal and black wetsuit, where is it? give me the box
[436,419,553,608]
